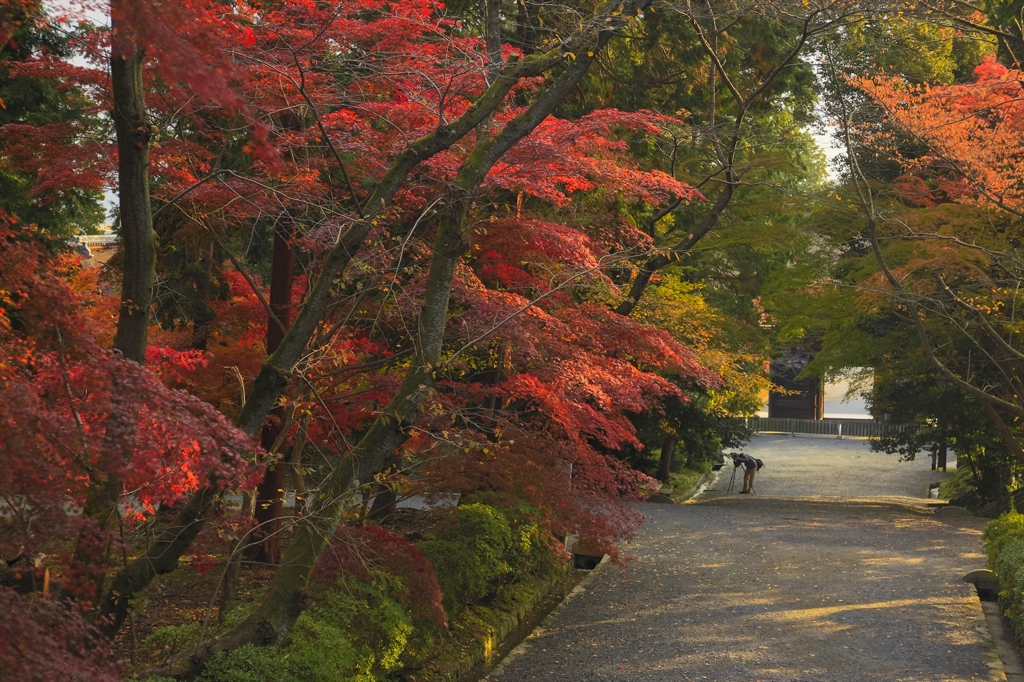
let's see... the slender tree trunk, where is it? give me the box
[658,439,677,484]
[72,5,154,606]
[615,180,734,317]
[612,1,822,318]
[97,487,218,638]
[979,400,1024,466]
[189,241,217,350]
[217,550,242,622]
[178,238,459,666]
[74,373,137,606]
[110,4,154,364]
[367,482,397,520]
[484,0,502,81]
[515,0,535,54]
[251,218,295,564]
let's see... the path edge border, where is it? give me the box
[484,554,612,678]
[977,593,1024,682]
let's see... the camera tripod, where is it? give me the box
[727,466,737,494]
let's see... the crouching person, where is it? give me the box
[731,453,762,494]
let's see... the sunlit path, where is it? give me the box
[708,434,950,500]
[489,436,996,681]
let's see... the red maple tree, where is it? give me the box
[1,1,726,672]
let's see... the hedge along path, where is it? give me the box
[490,436,1004,681]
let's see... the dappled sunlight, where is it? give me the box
[860,556,925,565]
[757,596,963,623]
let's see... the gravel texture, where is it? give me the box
[488,435,998,681]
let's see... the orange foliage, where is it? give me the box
[853,56,1024,212]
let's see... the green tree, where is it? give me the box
[0,13,104,236]
[610,1,871,319]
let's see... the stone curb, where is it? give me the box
[684,465,724,502]
[979,598,1021,682]
[679,468,716,501]
[485,554,612,678]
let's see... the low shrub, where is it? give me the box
[0,587,119,682]
[983,511,1024,570]
[419,502,547,615]
[493,502,547,575]
[145,505,555,681]
[994,538,1024,644]
[288,580,413,682]
[314,524,446,628]
[984,512,1024,645]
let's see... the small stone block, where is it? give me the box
[934,505,973,518]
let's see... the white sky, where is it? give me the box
[813,129,845,181]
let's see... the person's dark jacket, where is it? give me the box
[733,453,758,470]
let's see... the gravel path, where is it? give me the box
[489,435,998,681]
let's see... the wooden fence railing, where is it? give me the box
[75,234,119,246]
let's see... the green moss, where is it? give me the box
[414,564,570,682]
[666,468,707,502]
[142,622,203,660]
[938,466,975,500]
[197,645,294,682]
[194,578,414,682]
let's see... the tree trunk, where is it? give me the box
[658,439,677,484]
[110,3,154,364]
[97,487,217,638]
[189,241,217,350]
[980,400,1024,466]
[73,375,139,606]
[217,549,242,622]
[484,0,502,80]
[72,5,154,606]
[251,218,295,564]
[177,244,458,666]
[367,483,397,521]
